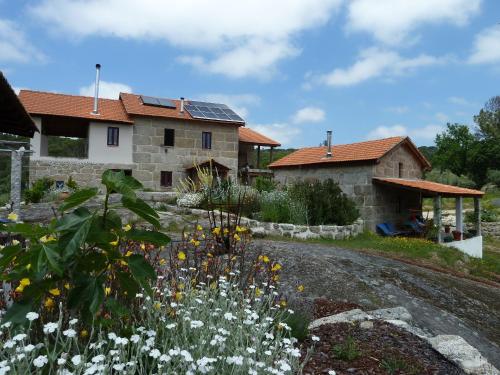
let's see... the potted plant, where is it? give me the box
[452,230,462,241]
[444,225,451,234]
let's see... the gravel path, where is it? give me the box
[252,239,500,369]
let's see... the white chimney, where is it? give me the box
[92,64,101,115]
[180,97,185,113]
[326,130,332,158]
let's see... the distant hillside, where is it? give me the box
[258,148,296,168]
[418,146,436,162]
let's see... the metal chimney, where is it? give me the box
[92,64,101,115]
[180,97,185,113]
[326,130,332,158]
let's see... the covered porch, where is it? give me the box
[238,127,280,185]
[373,177,485,258]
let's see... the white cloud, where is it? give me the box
[79,81,132,99]
[314,47,446,87]
[448,96,471,106]
[250,123,301,147]
[385,106,409,114]
[197,93,260,119]
[435,112,448,122]
[346,0,481,45]
[0,19,45,63]
[468,26,500,64]
[292,106,325,124]
[367,124,444,143]
[30,0,343,78]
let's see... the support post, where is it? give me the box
[256,145,261,169]
[474,197,481,237]
[455,196,463,240]
[270,146,274,164]
[10,148,23,218]
[434,195,442,243]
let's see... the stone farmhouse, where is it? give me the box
[268,133,485,254]
[18,90,280,191]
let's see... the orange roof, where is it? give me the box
[269,136,430,169]
[18,90,133,124]
[120,93,242,125]
[373,177,484,197]
[239,127,281,147]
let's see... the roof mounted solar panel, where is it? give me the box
[185,100,244,123]
[140,95,176,109]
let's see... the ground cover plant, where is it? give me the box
[0,170,303,374]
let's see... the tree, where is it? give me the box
[432,123,477,177]
[474,96,500,140]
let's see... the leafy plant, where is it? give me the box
[0,170,165,324]
[66,175,79,191]
[332,336,361,361]
[380,355,421,375]
[24,177,54,203]
[253,176,276,192]
[465,208,498,223]
[282,310,310,342]
[487,169,500,187]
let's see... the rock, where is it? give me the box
[369,306,412,322]
[359,321,373,329]
[384,319,429,339]
[308,309,373,330]
[428,335,500,375]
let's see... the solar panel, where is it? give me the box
[184,100,244,123]
[140,95,176,109]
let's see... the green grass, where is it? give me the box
[380,355,421,375]
[332,336,361,362]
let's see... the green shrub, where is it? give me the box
[289,179,359,225]
[253,176,276,192]
[487,169,500,187]
[332,336,361,361]
[282,310,310,342]
[23,177,54,203]
[258,191,307,224]
[465,209,498,223]
[425,169,476,188]
[66,175,79,190]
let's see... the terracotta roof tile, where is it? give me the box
[373,177,484,197]
[120,93,243,125]
[268,137,418,168]
[239,127,281,147]
[18,90,132,124]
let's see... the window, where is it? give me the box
[164,129,175,146]
[202,132,212,149]
[161,171,173,187]
[398,162,404,178]
[107,127,119,146]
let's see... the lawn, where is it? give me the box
[271,231,500,284]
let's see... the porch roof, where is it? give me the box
[239,127,281,147]
[373,177,484,198]
[0,73,38,137]
[185,159,231,172]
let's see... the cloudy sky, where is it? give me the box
[1,0,499,147]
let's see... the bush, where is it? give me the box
[23,177,54,203]
[465,209,498,223]
[258,191,307,224]
[425,169,476,188]
[487,169,500,187]
[253,176,276,192]
[289,179,359,226]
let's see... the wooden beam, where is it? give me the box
[434,195,442,243]
[474,197,481,237]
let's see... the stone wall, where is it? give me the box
[133,117,240,190]
[29,159,135,189]
[374,143,424,179]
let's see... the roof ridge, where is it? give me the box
[20,89,121,102]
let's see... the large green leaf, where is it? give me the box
[68,277,105,315]
[126,229,171,246]
[105,298,130,318]
[128,255,156,279]
[116,271,140,296]
[56,207,92,231]
[0,244,22,270]
[102,170,142,199]
[59,188,98,212]
[122,197,160,228]
[0,223,49,239]
[39,244,63,276]
[61,215,93,261]
[2,302,33,325]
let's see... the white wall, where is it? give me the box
[443,236,483,258]
[30,116,47,158]
[88,122,133,164]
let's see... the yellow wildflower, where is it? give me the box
[110,238,119,246]
[297,284,305,292]
[178,283,185,290]
[44,297,55,310]
[196,224,203,231]
[236,225,246,233]
[207,252,213,258]
[271,263,282,272]
[140,243,146,251]
[7,212,18,221]
[234,234,241,241]
[153,302,161,310]
[159,258,166,265]
[40,235,56,243]
[125,251,133,257]
[223,228,229,235]
[189,238,200,246]
[26,263,31,270]
[175,292,183,301]
[273,275,280,282]
[260,255,270,263]
[122,224,132,232]
[64,283,71,290]
[212,227,221,235]
[279,300,287,308]
[105,287,111,296]
[178,251,186,261]
[255,287,262,297]
[49,288,61,296]
[12,239,19,246]
[120,260,128,266]
[80,330,88,338]
[20,278,30,287]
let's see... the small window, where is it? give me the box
[164,129,175,146]
[202,132,212,149]
[398,162,403,178]
[107,127,119,146]
[161,171,173,187]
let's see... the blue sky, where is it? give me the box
[1,0,499,148]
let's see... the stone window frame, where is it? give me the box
[161,171,173,187]
[107,127,119,147]
[164,128,175,147]
[202,131,212,150]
